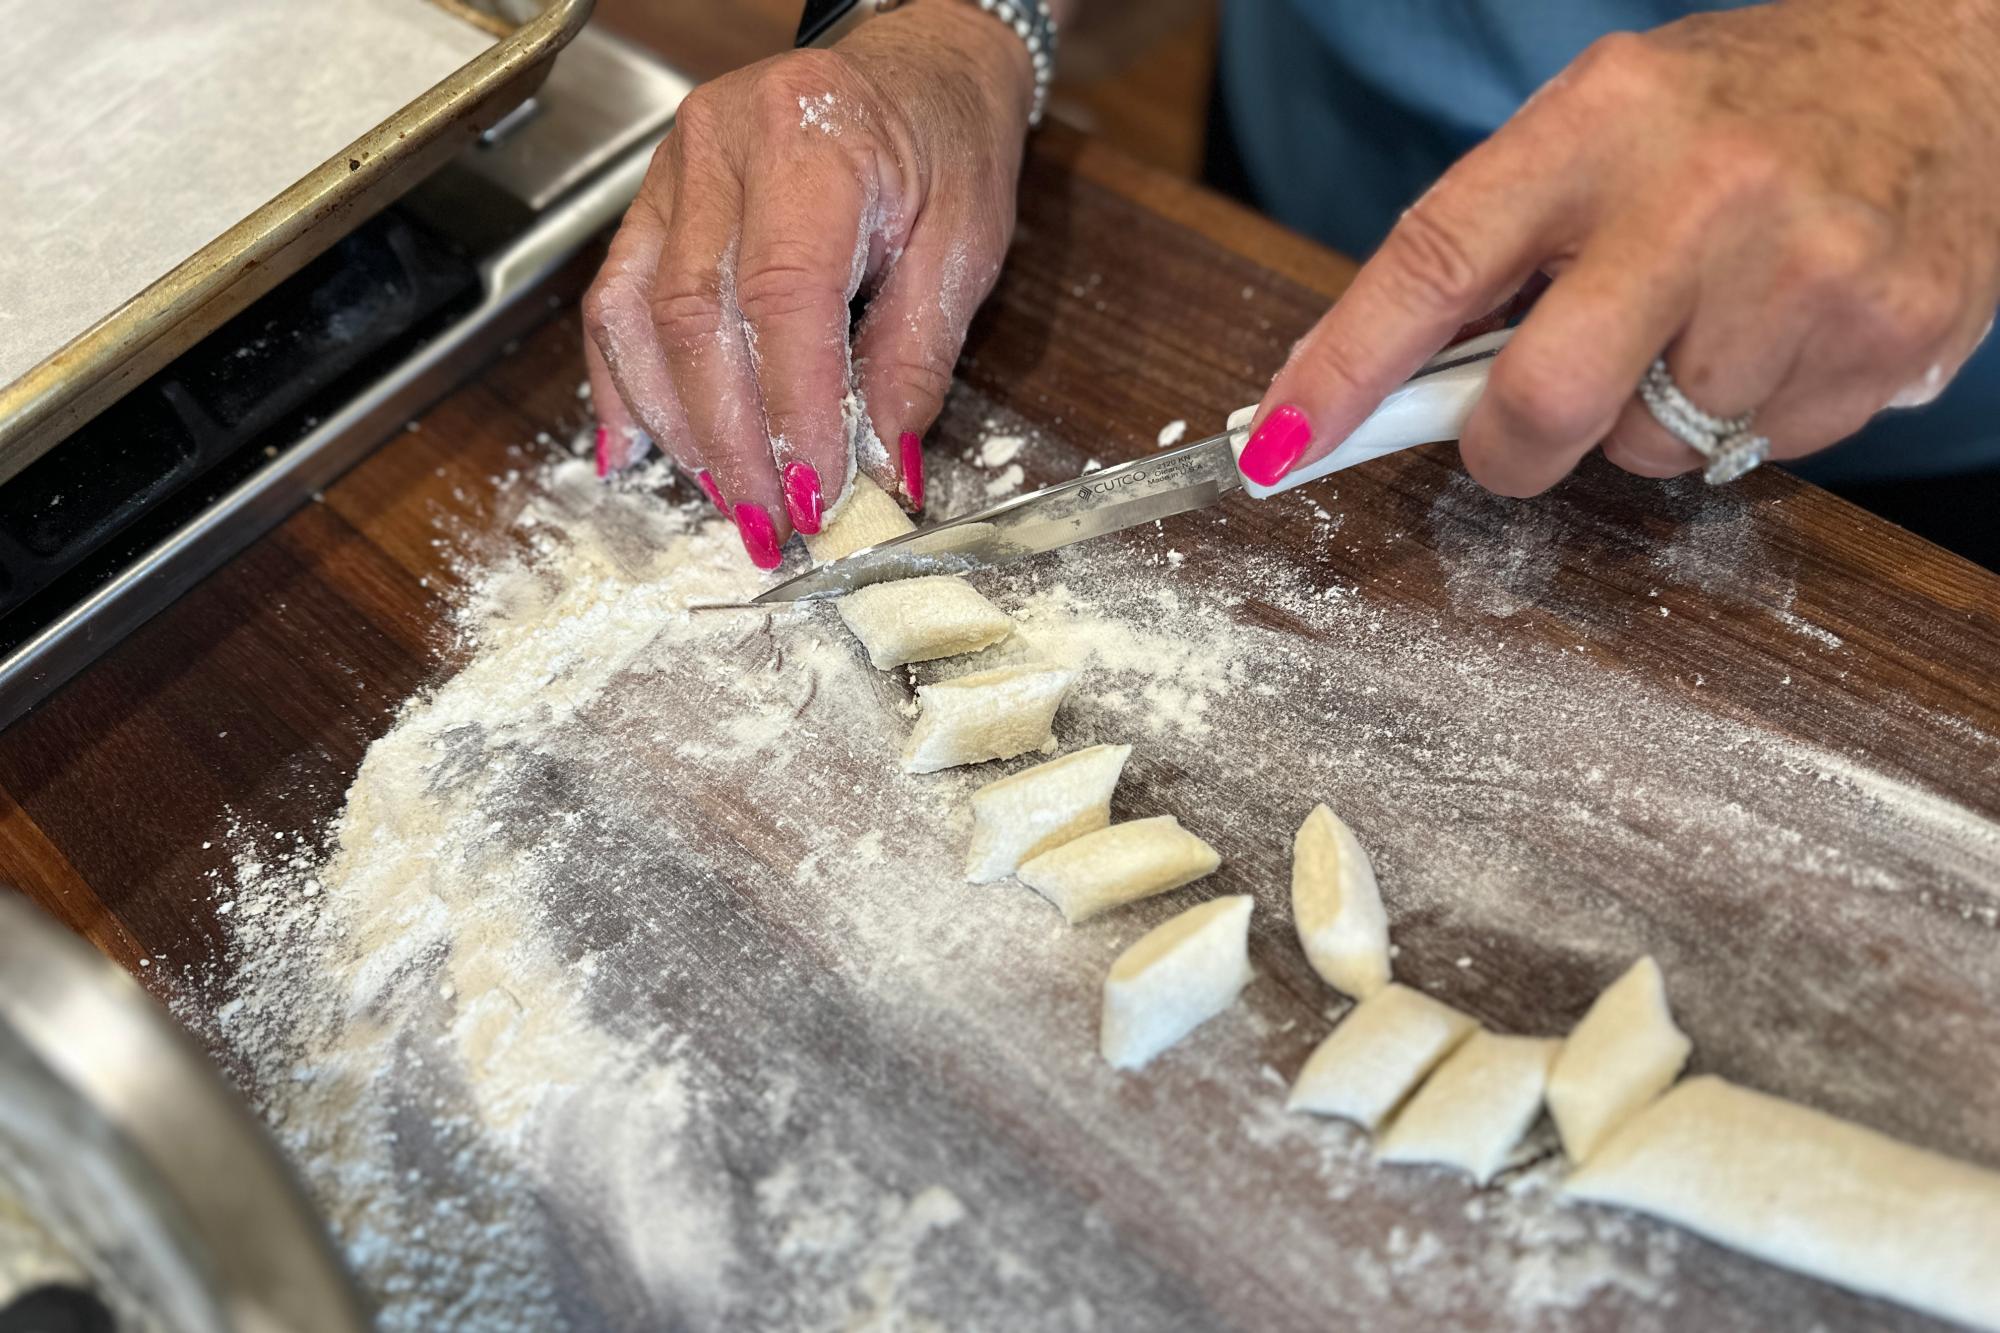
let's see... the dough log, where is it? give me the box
[1288,983,1477,1131]
[1546,955,1691,1163]
[964,744,1132,884]
[1017,815,1221,924]
[1377,1031,1558,1184]
[1290,803,1391,999]
[1099,895,1254,1070]
[1568,1075,2000,1332]
[903,665,1075,774]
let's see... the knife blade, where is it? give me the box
[749,327,1512,606]
[751,432,1244,604]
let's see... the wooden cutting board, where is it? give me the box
[2,11,1997,1329]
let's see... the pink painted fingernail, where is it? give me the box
[734,503,782,570]
[781,461,823,534]
[899,431,926,509]
[696,468,727,513]
[1239,404,1312,486]
[594,426,609,478]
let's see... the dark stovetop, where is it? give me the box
[0,209,481,651]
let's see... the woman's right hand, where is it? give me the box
[582,0,1035,568]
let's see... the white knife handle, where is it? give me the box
[1226,328,1512,499]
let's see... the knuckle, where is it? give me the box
[770,48,850,94]
[1486,352,1605,443]
[750,50,851,127]
[648,278,726,349]
[1379,200,1486,315]
[1458,425,1551,499]
[1642,134,1787,246]
[1858,275,1959,357]
[580,284,616,345]
[581,273,642,346]
[672,85,722,143]
[872,355,953,412]
[1684,130,1789,212]
[1567,32,1669,106]
[1779,210,1892,296]
[641,138,673,187]
[1291,336,1374,408]
[736,245,845,327]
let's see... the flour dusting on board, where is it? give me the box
[179,443,2000,1331]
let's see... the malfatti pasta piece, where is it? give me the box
[800,477,1011,671]
[1377,1031,1559,1183]
[902,664,1075,774]
[1287,983,1477,1131]
[801,475,914,562]
[1016,816,1220,924]
[1568,1076,2000,1332]
[1291,803,1391,999]
[836,576,1014,670]
[1546,955,1692,1163]
[1099,895,1254,1070]
[964,744,1132,884]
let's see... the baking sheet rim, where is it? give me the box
[0,0,597,486]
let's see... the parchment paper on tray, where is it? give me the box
[0,0,495,387]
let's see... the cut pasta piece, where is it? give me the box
[836,576,1013,670]
[902,664,1075,774]
[1546,955,1692,1163]
[1017,816,1220,924]
[1291,803,1390,999]
[802,475,914,562]
[1568,1076,2000,1332]
[1100,895,1254,1070]
[1377,1031,1559,1183]
[1287,983,1477,1131]
[964,744,1132,884]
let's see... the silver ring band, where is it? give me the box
[1638,359,1768,485]
[1702,429,1771,485]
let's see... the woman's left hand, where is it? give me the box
[1238,0,2000,496]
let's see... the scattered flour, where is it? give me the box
[169,445,2000,1332]
[977,434,1024,469]
[1426,472,1563,618]
[1156,420,1188,449]
[1776,605,1845,649]
[983,463,1025,498]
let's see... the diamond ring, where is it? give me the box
[1638,359,1769,485]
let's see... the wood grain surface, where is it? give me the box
[3,9,1998,1331]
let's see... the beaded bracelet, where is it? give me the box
[802,0,1059,126]
[964,0,1059,126]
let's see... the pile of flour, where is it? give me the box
[177,445,2000,1331]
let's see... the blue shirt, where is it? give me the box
[1218,1,1999,481]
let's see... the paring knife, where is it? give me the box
[751,328,1511,605]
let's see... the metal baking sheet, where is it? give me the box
[0,0,593,485]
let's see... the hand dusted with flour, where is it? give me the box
[581,0,1037,564]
